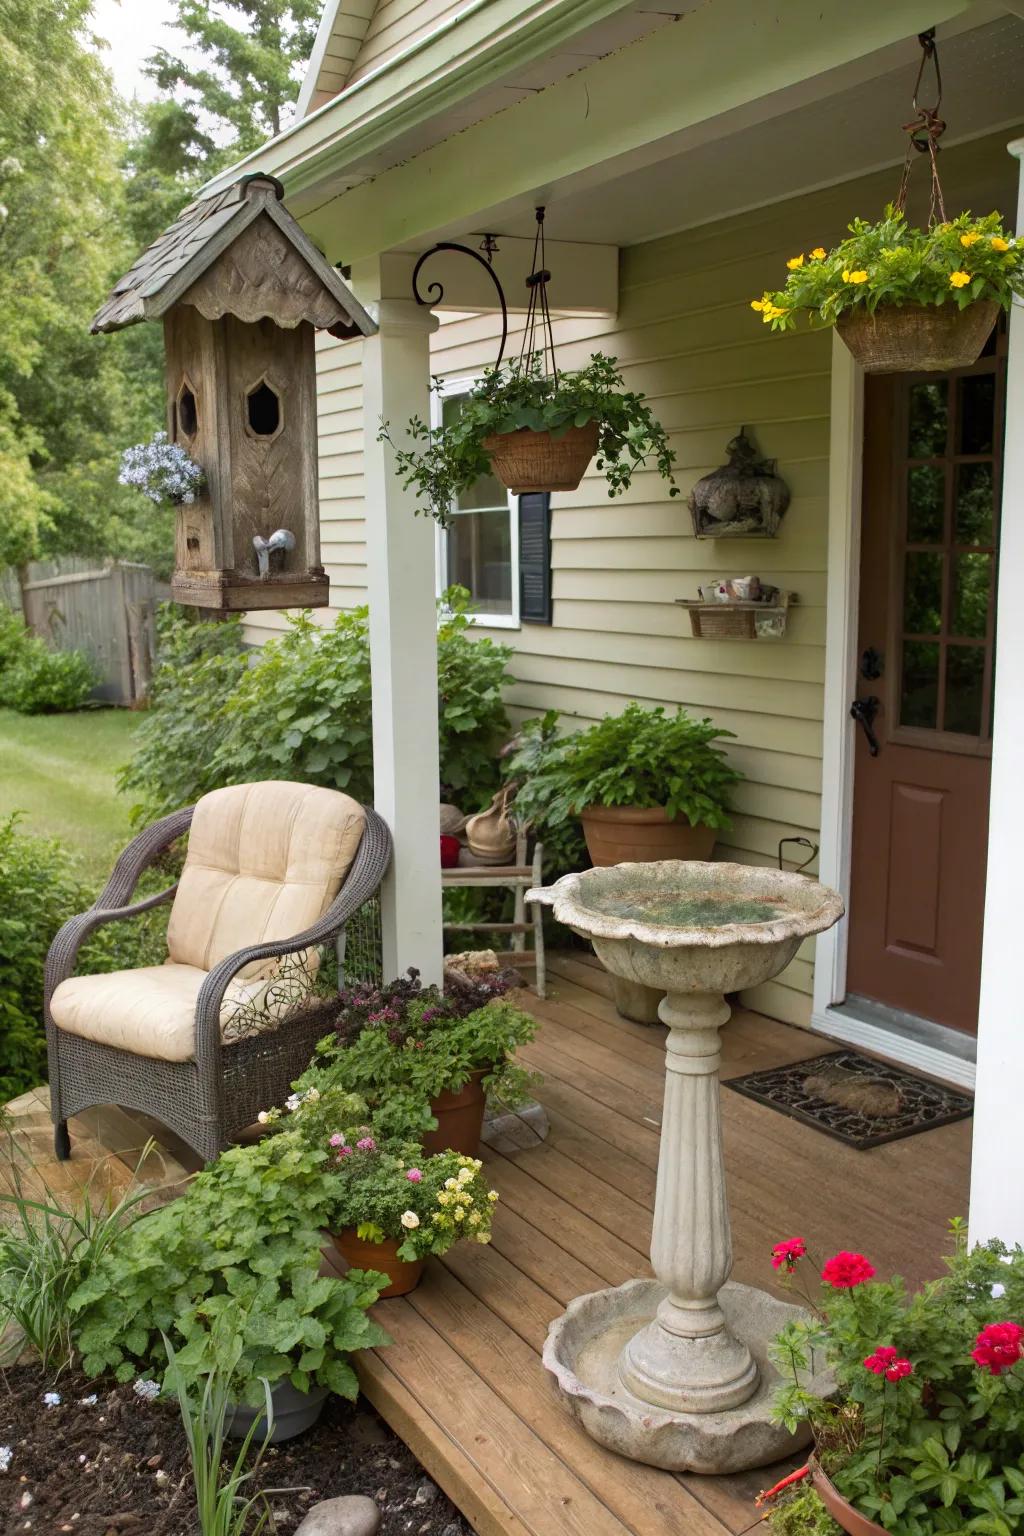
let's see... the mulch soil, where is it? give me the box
[1,1365,473,1536]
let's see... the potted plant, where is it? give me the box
[380,351,679,514]
[291,968,538,1156]
[70,1128,390,1441]
[507,702,741,867]
[753,209,1024,373]
[321,1133,498,1297]
[757,1224,1024,1535]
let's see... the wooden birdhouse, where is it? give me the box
[91,174,376,610]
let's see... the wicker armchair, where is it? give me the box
[44,782,392,1165]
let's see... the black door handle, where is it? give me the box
[850,695,881,756]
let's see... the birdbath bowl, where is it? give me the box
[527,860,843,1473]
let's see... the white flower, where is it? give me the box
[400,1210,420,1229]
[133,1379,160,1402]
[285,1093,301,1112]
[0,1446,11,1472]
[457,1167,473,1184]
[992,1282,1007,1299]
[257,1110,271,1125]
[79,1394,98,1407]
[305,1087,320,1103]
[42,1391,61,1407]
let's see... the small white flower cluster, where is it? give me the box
[42,1391,61,1408]
[133,1378,160,1402]
[79,1394,98,1407]
[0,1446,12,1473]
[282,1086,320,1116]
[119,431,206,507]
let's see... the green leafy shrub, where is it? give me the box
[509,702,741,833]
[767,1223,1024,1535]
[502,710,588,881]
[70,1130,389,1403]
[755,209,1024,331]
[0,606,28,675]
[121,589,513,823]
[4,634,97,713]
[382,351,678,524]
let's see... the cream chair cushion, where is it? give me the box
[50,781,366,1063]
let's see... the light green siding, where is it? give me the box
[244,132,1018,1025]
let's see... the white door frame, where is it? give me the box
[810,334,976,1090]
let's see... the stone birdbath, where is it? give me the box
[527,859,843,1474]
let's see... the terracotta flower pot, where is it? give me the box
[836,299,999,374]
[580,804,717,868]
[482,421,599,492]
[423,1069,487,1155]
[809,1458,887,1536]
[331,1229,425,1298]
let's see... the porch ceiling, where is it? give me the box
[394,12,1024,253]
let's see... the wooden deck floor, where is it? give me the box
[2,955,972,1536]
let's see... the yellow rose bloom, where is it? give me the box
[844,270,868,284]
[810,247,827,261]
[991,237,1010,252]
[949,271,971,288]
[960,232,981,247]
[786,254,805,270]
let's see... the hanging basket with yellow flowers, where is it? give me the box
[752,33,1024,374]
[752,208,1023,373]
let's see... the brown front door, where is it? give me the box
[847,336,1005,1034]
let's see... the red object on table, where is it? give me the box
[440,834,461,868]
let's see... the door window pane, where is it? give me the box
[951,552,991,639]
[901,641,940,728]
[904,551,943,634]
[908,380,948,456]
[954,462,994,546]
[958,371,996,455]
[446,508,513,617]
[907,465,946,543]
[944,646,985,736]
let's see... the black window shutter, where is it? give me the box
[519,492,552,624]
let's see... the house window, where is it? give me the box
[435,386,519,627]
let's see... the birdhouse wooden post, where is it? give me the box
[92,174,376,610]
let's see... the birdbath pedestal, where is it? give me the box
[527,860,843,1473]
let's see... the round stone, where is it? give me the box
[294,1494,382,1536]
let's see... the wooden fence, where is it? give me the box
[1,558,171,705]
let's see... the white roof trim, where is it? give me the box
[296,0,373,119]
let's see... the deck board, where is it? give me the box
[1,952,973,1536]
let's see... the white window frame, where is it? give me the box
[432,375,520,629]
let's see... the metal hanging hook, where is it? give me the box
[411,237,509,367]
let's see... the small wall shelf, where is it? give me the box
[676,591,795,640]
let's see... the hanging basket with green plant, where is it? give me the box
[752,32,1024,374]
[380,210,678,514]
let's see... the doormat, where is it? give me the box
[724,1049,973,1150]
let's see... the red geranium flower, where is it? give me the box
[771,1238,807,1273]
[821,1251,876,1289]
[864,1346,914,1382]
[972,1321,1024,1376]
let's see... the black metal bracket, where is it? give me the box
[411,237,509,368]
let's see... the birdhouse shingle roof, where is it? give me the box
[91,174,375,337]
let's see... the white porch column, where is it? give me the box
[358,289,444,986]
[969,138,1024,1247]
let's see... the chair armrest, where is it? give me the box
[192,807,393,1076]
[44,806,194,1004]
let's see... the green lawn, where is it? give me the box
[0,707,140,878]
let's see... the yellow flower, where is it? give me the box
[750,299,765,312]
[810,247,827,261]
[991,237,1010,252]
[960,232,981,247]
[468,1211,481,1226]
[437,1191,450,1205]
[843,270,868,284]
[444,1178,457,1190]
[949,271,971,288]
[454,1207,465,1221]
[475,1232,491,1244]
[487,1190,499,1202]
[786,254,805,270]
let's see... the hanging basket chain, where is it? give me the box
[518,207,559,386]
[893,29,947,226]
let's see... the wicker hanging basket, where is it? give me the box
[482,421,599,493]
[836,299,999,374]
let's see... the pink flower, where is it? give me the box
[771,1238,806,1273]
[821,1251,876,1289]
[335,1146,353,1160]
[972,1322,1023,1375]
[329,1134,347,1148]
[864,1346,913,1382]
[406,1168,423,1183]
[356,1137,376,1152]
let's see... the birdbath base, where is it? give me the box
[544,1277,830,1474]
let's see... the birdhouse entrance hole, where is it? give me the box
[246,380,281,438]
[176,382,198,440]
